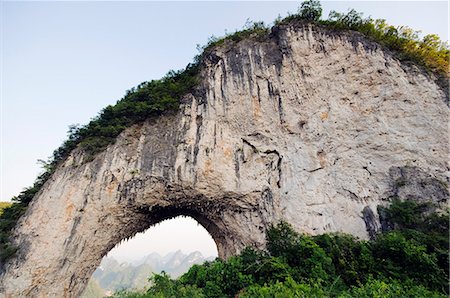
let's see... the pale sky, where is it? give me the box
[1,1,448,259]
[108,216,218,260]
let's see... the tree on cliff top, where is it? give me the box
[299,0,322,21]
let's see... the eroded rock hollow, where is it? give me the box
[1,23,448,297]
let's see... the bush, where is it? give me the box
[313,233,374,287]
[340,278,445,298]
[372,231,446,290]
[0,202,12,216]
[278,3,449,76]
[240,277,325,298]
[298,0,322,21]
[266,222,333,283]
[378,198,449,281]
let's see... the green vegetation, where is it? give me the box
[298,0,322,21]
[0,202,12,216]
[61,63,200,162]
[200,20,270,53]
[1,0,448,264]
[0,202,24,261]
[279,0,449,76]
[112,199,448,298]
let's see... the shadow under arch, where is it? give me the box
[96,200,238,275]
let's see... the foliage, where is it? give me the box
[200,20,269,52]
[146,272,205,298]
[324,9,448,76]
[312,233,374,288]
[0,202,12,217]
[266,222,333,283]
[115,199,448,297]
[339,278,446,298]
[376,198,449,290]
[372,231,446,290]
[298,0,322,21]
[240,277,443,298]
[112,290,147,298]
[0,202,26,261]
[278,2,449,76]
[240,277,325,297]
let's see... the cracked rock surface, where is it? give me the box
[1,23,448,297]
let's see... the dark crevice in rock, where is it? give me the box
[377,205,395,233]
[362,206,379,240]
[262,149,282,188]
[259,187,274,226]
[64,216,82,248]
[344,188,360,201]
[306,167,323,173]
[193,115,203,166]
[277,95,284,124]
[242,138,258,153]
[363,166,372,176]
[256,82,261,103]
[234,149,243,181]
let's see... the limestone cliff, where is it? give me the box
[1,22,448,297]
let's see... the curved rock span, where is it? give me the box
[1,23,448,297]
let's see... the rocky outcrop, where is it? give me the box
[1,22,448,297]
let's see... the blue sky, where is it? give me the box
[1,1,448,258]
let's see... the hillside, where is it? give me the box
[0,0,448,267]
[81,251,215,296]
[0,1,448,297]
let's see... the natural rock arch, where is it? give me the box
[1,23,448,297]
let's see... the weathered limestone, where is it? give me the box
[1,23,448,297]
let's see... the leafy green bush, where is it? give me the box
[266,222,333,283]
[200,20,269,53]
[372,231,446,290]
[147,272,205,298]
[324,10,449,76]
[313,233,374,287]
[0,202,12,217]
[339,278,446,298]
[374,199,449,291]
[298,0,322,21]
[115,198,448,297]
[240,277,325,298]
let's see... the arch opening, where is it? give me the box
[82,214,219,297]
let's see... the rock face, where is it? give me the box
[1,22,448,297]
